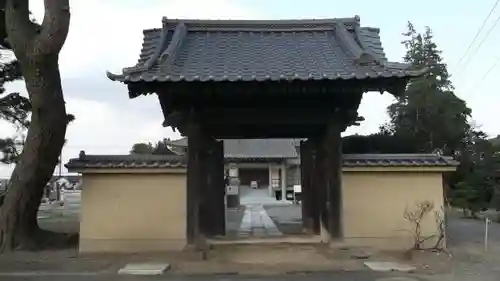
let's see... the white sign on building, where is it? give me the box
[226,185,239,195]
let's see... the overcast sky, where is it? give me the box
[1,0,499,177]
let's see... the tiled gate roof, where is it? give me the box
[66,151,457,170]
[66,152,187,170]
[107,17,425,86]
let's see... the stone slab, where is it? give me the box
[117,263,170,275]
[364,262,416,272]
[350,248,372,259]
[375,277,419,281]
[237,203,283,237]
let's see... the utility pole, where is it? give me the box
[56,153,62,201]
[59,152,63,177]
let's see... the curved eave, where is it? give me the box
[105,67,427,84]
[106,67,427,98]
[106,68,427,99]
[106,71,123,82]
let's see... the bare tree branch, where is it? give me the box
[4,0,38,57]
[33,0,70,54]
[403,201,449,257]
[404,201,435,250]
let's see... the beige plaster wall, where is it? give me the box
[341,171,445,250]
[76,165,448,253]
[79,171,187,253]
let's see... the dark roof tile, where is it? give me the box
[65,151,187,170]
[342,154,458,167]
[66,151,457,170]
[287,154,458,168]
[107,18,426,85]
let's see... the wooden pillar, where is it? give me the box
[213,140,226,236]
[281,163,287,201]
[186,122,202,245]
[310,141,321,235]
[311,137,326,236]
[198,137,212,236]
[300,140,314,234]
[198,137,226,237]
[323,120,343,239]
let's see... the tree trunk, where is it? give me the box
[0,56,68,251]
[0,0,71,251]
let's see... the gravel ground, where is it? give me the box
[260,205,500,281]
[416,210,500,281]
[32,200,500,280]
[0,271,418,281]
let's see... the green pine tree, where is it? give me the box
[385,22,471,154]
[0,56,30,164]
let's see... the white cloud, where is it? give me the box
[0,0,400,178]
[36,0,267,76]
[0,94,181,178]
[1,0,264,178]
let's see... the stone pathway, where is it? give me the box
[239,186,292,206]
[238,204,282,237]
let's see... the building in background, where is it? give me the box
[167,138,302,200]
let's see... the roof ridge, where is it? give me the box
[76,150,185,160]
[353,25,383,64]
[122,17,173,75]
[141,17,362,33]
[360,26,380,33]
[343,153,452,160]
[333,22,381,66]
[159,22,187,65]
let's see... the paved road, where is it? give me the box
[38,190,81,217]
[0,271,422,281]
[422,211,500,281]
[447,211,500,246]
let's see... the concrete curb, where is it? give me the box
[0,271,111,277]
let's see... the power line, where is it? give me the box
[455,0,500,69]
[465,55,500,94]
[455,9,500,79]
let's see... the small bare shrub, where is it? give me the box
[404,201,435,250]
[403,201,450,258]
[433,207,446,250]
